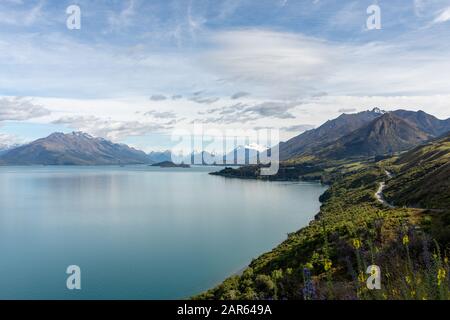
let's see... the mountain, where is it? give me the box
[316,113,434,159]
[279,108,384,160]
[281,109,450,161]
[147,150,222,165]
[147,150,172,164]
[167,150,217,165]
[0,147,9,156]
[148,145,268,166]
[224,144,268,165]
[0,144,21,156]
[391,109,450,137]
[0,132,149,165]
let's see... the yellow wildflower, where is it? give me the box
[402,235,409,246]
[353,239,361,250]
[324,259,332,271]
[305,263,314,270]
[358,272,365,283]
[437,268,446,286]
[405,275,412,285]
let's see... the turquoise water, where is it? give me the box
[0,166,327,299]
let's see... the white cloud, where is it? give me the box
[4,92,449,146]
[0,97,50,121]
[0,0,44,26]
[0,31,205,99]
[144,110,177,119]
[2,26,450,102]
[231,92,250,100]
[0,132,23,148]
[414,0,430,16]
[282,124,315,133]
[106,0,136,32]
[201,29,333,98]
[52,115,168,142]
[433,7,450,23]
[187,2,207,34]
[150,94,168,101]
[195,100,301,124]
[199,29,450,99]
[1,14,450,149]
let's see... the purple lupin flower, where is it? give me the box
[302,268,316,300]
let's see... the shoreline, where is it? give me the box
[193,171,329,299]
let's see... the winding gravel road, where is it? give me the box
[375,170,395,209]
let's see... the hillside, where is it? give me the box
[0,132,150,165]
[384,133,450,209]
[198,136,450,300]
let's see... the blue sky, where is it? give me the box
[1,0,450,151]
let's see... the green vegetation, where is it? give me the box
[384,134,450,211]
[196,135,450,300]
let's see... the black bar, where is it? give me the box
[0,300,448,319]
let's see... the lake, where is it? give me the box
[0,166,327,299]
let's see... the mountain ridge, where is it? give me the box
[282,109,450,161]
[1,109,449,165]
[316,112,434,159]
[279,108,384,160]
[0,131,150,165]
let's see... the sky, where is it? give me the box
[1,0,450,152]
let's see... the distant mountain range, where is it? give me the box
[0,144,21,156]
[149,144,266,166]
[0,132,149,165]
[279,108,450,161]
[148,150,172,163]
[0,109,448,166]
[0,132,268,166]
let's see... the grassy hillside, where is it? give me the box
[384,134,450,210]
[196,136,450,300]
